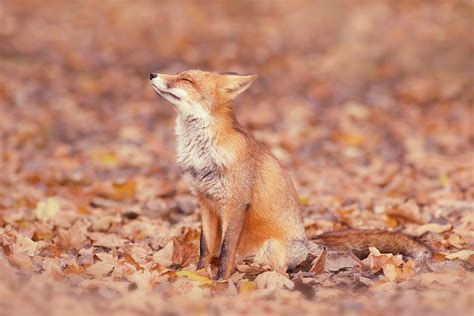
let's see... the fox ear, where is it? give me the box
[220,74,257,100]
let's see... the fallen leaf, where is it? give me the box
[418,272,461,286]
[443,250,474,261]
[153,241,174,267]
[325,251,360,272]
[55,223,89,251]
[334,133,365,147]
[111,179,136,201]
[175,270,212,285]
[400,260,416,280]
[416,223,452,235]
[239,281,257,294]
[126,270,153,290]
[12,233,37,256]
[299,196,310,206]
[310,247,327,274]
[90,150,119,168]
[7,253,33,270]
[86,253,117,277]
[89,232,126,248]
[382,263,400,282]
[86,262,115,277]
[171,238,197,267]
[35,197,61,222]
[386,199,423,224]
[447,234,464,248]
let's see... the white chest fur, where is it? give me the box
[175,115,230,200]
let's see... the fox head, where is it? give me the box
[149,70,257,119]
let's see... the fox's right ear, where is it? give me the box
[220,74,257,100]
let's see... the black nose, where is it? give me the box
[150,73,157,80]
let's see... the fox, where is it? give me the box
[149,70,432,279]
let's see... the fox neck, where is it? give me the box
[174,102,238,199]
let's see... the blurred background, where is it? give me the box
[0,1,473,315]
[1,0,472,212]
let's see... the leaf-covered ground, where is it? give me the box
[0,1,473,315]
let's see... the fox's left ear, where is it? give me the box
[220,74,257,100]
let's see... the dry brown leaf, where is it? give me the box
[86,253,117,277]
[325,251,360,272]
[416,223,452,235]
[382,263,399,282]
[86,262,115,277]
[12,233,37,256]
[386,199,423,224]
[418,272,462,286]
[443,250,474,261]
[89,232,126,249]
[7,253,33,270]
[310,247,327,274]
[153,241,174,267]
[447,233,465,248]
[171,238,197,267]
[55,223,89,251]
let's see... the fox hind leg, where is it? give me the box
[254,239,312,272]
[254,239,289,273]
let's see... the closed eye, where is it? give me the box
[180,78,193,84]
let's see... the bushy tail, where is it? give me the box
[312,229,433,262]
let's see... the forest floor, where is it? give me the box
[0,1,473,315]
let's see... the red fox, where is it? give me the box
[149,70,432,279]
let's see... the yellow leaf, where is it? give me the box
[91,150,119,168]
[439,174,449,187]
[35,197,61,222]
[112,180,136,200]
[239,281,257,294]
[175,270,212,285]
[298,196,310,206]
[335,133,365,147]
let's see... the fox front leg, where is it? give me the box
[215,203,247,280]
[197,228,209,270]
[197,206,221,269]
